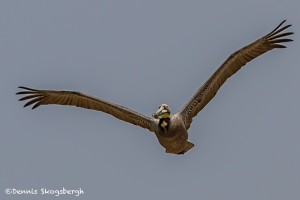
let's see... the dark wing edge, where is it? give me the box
[179,20,293,130]
[16,86,156,132]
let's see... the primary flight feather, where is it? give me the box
[17,21,293,155]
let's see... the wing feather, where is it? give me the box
[16,87,156,132]
[179,20,293,130]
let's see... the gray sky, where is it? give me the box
[1,0,299,199]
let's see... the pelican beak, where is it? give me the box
[152,107,170,119]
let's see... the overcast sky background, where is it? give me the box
[1,1,299,199]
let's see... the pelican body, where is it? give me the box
[153,104,194,154]
[17,21,293,155]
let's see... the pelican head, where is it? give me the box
[152,104,171,119]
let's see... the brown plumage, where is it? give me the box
[17,21,293,155]
[179,20,293,129]
[17,87,156,132]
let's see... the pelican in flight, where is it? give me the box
[17,21,293,154]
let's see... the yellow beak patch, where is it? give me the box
[158,113,170,119]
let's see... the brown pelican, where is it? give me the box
[17,21,293,154]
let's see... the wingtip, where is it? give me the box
[32,104,40,109]
[18,86,37,91]
[16,86,25,95]
[279,20,287,26]
[267,21,293,38]
[23,101,32,108]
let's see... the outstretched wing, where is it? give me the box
[179,20,293,130]
[16,86,156,132]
